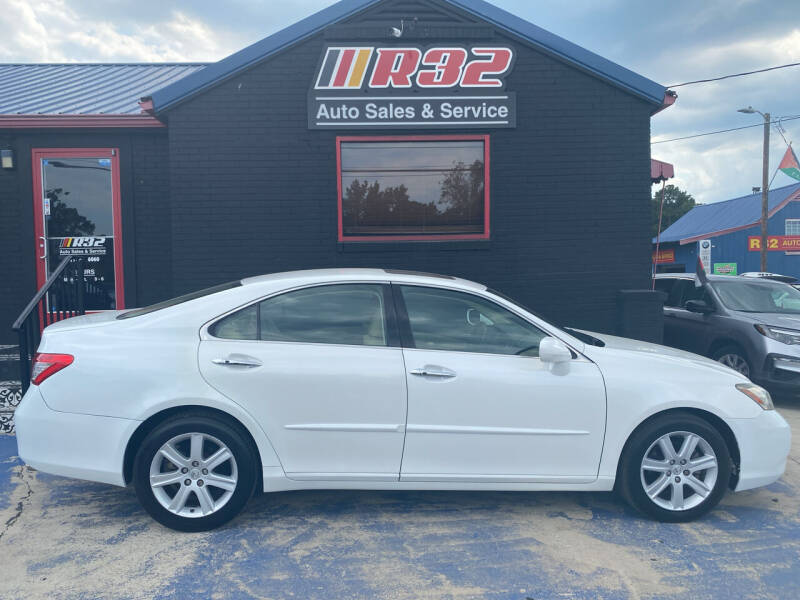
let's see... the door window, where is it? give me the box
[680,282,713,308]
[398,285,547,356]
[665,279,690,308]
[210,284,390,347]
[654,278,675,300]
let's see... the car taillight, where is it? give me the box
[31,353,74,385]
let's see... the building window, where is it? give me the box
[786,219,800,236]
[337,135,490,241]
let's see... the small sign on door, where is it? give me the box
[58,237,108,256]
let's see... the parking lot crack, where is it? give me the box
[0,466,34,543]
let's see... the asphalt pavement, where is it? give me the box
[1,400,799,600]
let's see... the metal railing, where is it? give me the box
[12,256,86,393]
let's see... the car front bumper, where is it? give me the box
[14,385,138,487]
[728,409,792,492]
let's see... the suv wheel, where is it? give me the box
[712,345,751,378]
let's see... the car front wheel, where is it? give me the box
[133,413,257,532]
[712,345,751,378]
[619,413,732,522]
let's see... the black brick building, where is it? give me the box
[0,0,672,347]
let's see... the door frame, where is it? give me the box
[31,148,125,309]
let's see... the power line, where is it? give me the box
[651,115,800,145]
[667,62,800,88]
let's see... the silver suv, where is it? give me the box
[654,273,800,392]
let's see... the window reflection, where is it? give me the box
[341,140,486,237]
[210,285,388,347]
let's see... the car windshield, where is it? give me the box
[117,281,242,319]
[712,279,800,314]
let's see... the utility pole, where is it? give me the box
[761,112,770,272]
[738,106,771,272]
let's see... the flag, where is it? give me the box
[695,256,708,287]
[779,145,800,182]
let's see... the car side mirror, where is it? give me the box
[685,299,714,314]
[539,337,572,364]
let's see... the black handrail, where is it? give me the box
[12,256,85,393]
[12,256,75,331]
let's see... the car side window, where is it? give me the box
[399,285,547,357]
[210,305,258,340]
[665,280,688,308]
[681,283,713,308]
[654,278,675,301]
[210,284,389,347]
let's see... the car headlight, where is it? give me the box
[755,324,800,345]
[736,383,774,410]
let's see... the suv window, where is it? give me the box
[654,278,676,304]
[680,282,713,308]
[210,284,389,347]
[665,279,691,308]
[399,285,547,356]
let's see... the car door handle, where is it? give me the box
[212,356,262,368]
[410,365,457,379]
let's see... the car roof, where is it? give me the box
[241,268,487,291]
[654,273,789,285]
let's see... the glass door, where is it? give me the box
[32,149,124,311]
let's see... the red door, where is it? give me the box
[32,148,125,311]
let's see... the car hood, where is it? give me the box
[578,330,748,381]
[739,312,800,329]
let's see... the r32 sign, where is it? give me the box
[314,46,515,90]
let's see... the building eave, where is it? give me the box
[0,115,166,129]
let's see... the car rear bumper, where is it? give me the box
[14,385,137,487]
[729,409,792,492]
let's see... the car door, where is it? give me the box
[661,279,715,354]
[674,283,717,354]
[198,283,408,481]
[661,278,691,349]
[394,284,607,482]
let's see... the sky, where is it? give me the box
[2,0,799,204]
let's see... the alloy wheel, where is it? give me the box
[149,432,238,518]
[717,353,750,377]
[639,431,719,512]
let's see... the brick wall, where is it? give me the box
[164,14,655,333]
[0,134,33,345]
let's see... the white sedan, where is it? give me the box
[15,269,791,531]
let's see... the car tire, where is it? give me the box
[618,413,731,522]
[133,413,257,532]
[712,345,752,379]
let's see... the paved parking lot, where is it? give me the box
[1,400,799,600]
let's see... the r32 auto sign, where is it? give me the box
[58,237,108,256]
[308,45,517,129]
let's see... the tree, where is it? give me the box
[46,188,96,237]
[652,185,697,236]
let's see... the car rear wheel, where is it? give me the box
[133,414,257,532]
[619,413,731,522]
[712,345,751,378]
